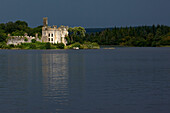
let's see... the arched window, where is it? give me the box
[49,38,50,41]
[49,33,50,37]
[51,34,53,37]
[51,38,53,41]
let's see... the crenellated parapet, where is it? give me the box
[7,34,41,45]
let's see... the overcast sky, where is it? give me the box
[0,0,170,28]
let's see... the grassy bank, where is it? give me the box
[0,42,100,50]
[66,42,100,49]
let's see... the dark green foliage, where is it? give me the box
[55,43,65,49]
[29,26,42,37]
[71,42,81,48]
[0,42,7,48]
[45,43,51,49]
[30,43,36,49]
[31,39,36,43]
[15,20,28,27]
[83,42,100,49]
[5,22,17,33]
[1,19,170,48]
[68,42,100,49]
[0,21,42,43]
[69,42,82,49]
[24,37,28,42]
[84,25,170,47]
[67,27,86,44]
[65,36,70,44]
[0,32,7,42]
[9,44,15,48]
[12,30,25,36]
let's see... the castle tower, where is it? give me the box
[43,17,48,27]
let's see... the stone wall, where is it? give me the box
[7,36,42,45]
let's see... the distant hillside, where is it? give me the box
[85,28,113,33]
[85,27,152,34]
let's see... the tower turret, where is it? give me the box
[43,17,48,27]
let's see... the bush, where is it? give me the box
[84,42,93,49]
[70,42,82,49]
[0,42,12,49]
[45,42,51,49]
[92,42,100,49]
[24,37,28,42]
[30,43,36,49]
[31,39,36,43]
[56,43,65,49]
[40,46,46,49]
[82,42,100,49]
[0,42,7,48]
[9,44,15,48]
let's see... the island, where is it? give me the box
[0,17,170,49]
[0,17,99,49]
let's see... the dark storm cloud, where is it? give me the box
[0,0,170,27]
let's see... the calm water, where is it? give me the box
[0,47,170,113]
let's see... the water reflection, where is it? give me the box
[41,53,69,105]
[0,50,85,113]
[41,51,85,113]
[1,48,170,113]
[0,52,43,113]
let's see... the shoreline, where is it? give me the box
[1,46,170,50]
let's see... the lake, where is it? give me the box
[0,47,170,113]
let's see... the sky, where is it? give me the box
[0,0,170,28]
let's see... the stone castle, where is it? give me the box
[42,17,68,45]
[7,17,69,45]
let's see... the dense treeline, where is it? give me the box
[0,21,42,42]
[84,25,170,47]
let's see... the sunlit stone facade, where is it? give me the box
[42,17,69,45]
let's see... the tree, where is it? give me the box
[12,30,25,36]
[68,27,86,43]
[5,22,17,33]
[15,20,28,27]
[0,23,5,29]
[0,31,7,42]
[31,39,36,43]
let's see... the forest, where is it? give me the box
[83,25,170,47]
